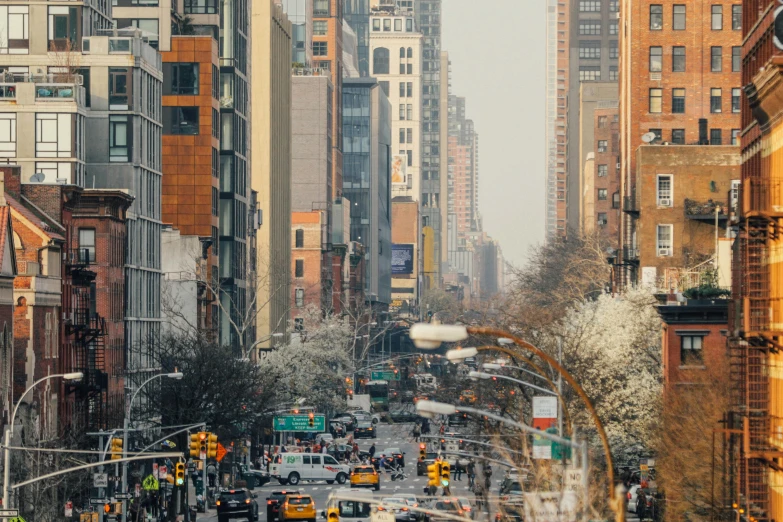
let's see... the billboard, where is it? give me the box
[391,155,407,187]
[391,244,414,274]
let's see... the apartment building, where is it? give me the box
[581,101,621,242]
[277,0,314,65]
[618,1,741,286]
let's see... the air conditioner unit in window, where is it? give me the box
[658,198,671,207]
[616,163,621,170]
[658,248,671,257]
[597,220,607,225]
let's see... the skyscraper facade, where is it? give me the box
[545,0,568,239]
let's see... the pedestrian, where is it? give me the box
[322,443,329,454]
[455,462,463,481]
[207,461,217,488]
[313,443,321,454]
[369,443,376,459]
[637,488,648,521]
[439,423,445,435]
[467,460,476,488]
[412,423,421,442]
[352,442,359,457]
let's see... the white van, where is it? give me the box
[271,453,350,486]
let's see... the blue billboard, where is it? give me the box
[391,244,414,274]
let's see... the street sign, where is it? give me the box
[65,502,73,518]
[371,511,395,522]
[114,493,132,500]
[216,442,227,462]
[0,510,18,517]
[89,499,108,505]
[142,475,159,491]
[93,473,108,488]
[563,469,584,493]
[370,371,399,381]
[524,492,578,522]
[273,414,326,432]
[7,517,24,522]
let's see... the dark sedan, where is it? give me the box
[354,422,377,439]
[389,408,419,423]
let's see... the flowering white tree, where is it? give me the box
[258,305,355,413]
[558,288,662,463]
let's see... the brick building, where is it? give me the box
[391,196,420,317]
[161,36,221,333]
[618,1,742,286]
[0,173,15,431]
[291,211,330,315]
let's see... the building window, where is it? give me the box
[407,82,413,97]
[383,19,391,31]
[598,164,608,177]
[313,20,327,36]
[184,0,218,14]
[731,46,742,72]
[681,335,703,364]
[731,129,741,145]
[109,68,131,110]
[394,19,402,31]
[597,212,608,225]
[372,19,380,31]
[649,46,662,72]
[579,41,601,59]
[672,46,686,72]
[657,224,673,256]
[407,150,412,167]
[48,6,78,51]
[295,229,304,248]
[609,66,618,81]
[164,63,198,95]
[579,22,601,35]
[109,116,129,162]
[597,189,608,201]
[711,88,722,113]
[295,288,305,308]
[711,46,722,72]
[399,81,405,97]
[650,129,662,143]
[732,5,742,31]
[612,192,620,208]
[609,40,619,59]
[579,66,601,81]
[598,116,608,128]
[672,129,685,144]
[399,128,405,143]
[597,140,608,153]
[649,88,662,113]
[657,174,672,206]
[0,114,15,158]
[399,46,405,59]
[710,129,722,145]
[0,6,29,54]
[711,5,723,30]
[407,128,413,144]
[313,42,328,56]
[406,19,413,31]
[373,47,389,74]
[163,106,199,135]
[35,113,71,158]
[313,0,329,16]
[609,21,618,35]
[295,259,304,278]
[650,5,663,30]
[407,104,412,120]
[399,104,405,120]
[579,0,601,12]
[673,4,686,30]
[609,1,619,12]
[78,228,95,263]
[732,88,741,113]
[672,88,685,114]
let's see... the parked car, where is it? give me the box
[267,490,301,522]
[216,488,259,522]
[354,422,377,439]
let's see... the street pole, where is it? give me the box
[557,336,563,439]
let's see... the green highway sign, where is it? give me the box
[273,414,325,432]
[371,371,399,381]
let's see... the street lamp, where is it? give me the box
[409,323,623,520]
[3,372,83,508]
[121,372,183,516]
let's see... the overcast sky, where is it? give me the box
[442,0,546,267]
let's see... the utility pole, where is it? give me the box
[557,336,563,438]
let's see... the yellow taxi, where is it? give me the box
[280,495,317,522]
[460,390,477,403]
[350,464,381,491]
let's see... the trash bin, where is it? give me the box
[189,506,197,522]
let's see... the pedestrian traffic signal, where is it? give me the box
[308,412,315,427]
[426,462,440,487]
[419,444,426,461]
[175,462,186,486]
[190,433,201,458]
[109,438,123,460]
[440,461,450,487]
[207,433,218,458]
[104,504,111,514]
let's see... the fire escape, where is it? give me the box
[64,248,108,432]
[727,178,782,521]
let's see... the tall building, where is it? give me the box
[343,77,393,306]
[565,0,620,232]
[618,0,741,286]
[726,1,783,519]
[277,0,314,65]
[251,0,292,350]
[414,0,444,286]
[344,0,372,76]
[545,0,569,239]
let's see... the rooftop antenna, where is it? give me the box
[641,132,657,144]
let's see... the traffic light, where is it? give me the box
[419,444,426,461]
[426,462,441,488]
[308,412,315,427]
[198,432,208,457]
[175,462,185,486]
[207,433,218,458]
[190,433,201,458]
[104,504,111,514]
[440,461,450,487]
[109,438,123,460]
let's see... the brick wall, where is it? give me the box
[290,212,325,315]
[593,106,621,242]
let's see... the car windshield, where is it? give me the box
[288,497,312,505]
[220,491,247,501]
[506,482,522,492]
[434,501,461,512]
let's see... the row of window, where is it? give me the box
[371,17,415,33]
[399,81,414,98]
[578,21,618,36]
[648,46,740,73]
[644,128,740,145]
[579,66,618,81]
[399,128,414,144]
[578,1,619,12]
[372,47,415,75]
[648,87,740,115]
[649,4,741,31]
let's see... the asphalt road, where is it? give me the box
[196,423,480,522]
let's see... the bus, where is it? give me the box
[365,380,390,411]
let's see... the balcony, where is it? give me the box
[623,195,639,215]
[684,198,728,224]
[623,246,639,263]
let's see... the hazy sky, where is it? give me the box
[442,0,546,267]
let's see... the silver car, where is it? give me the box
[379,498,414,522]
[456,498,474,520]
